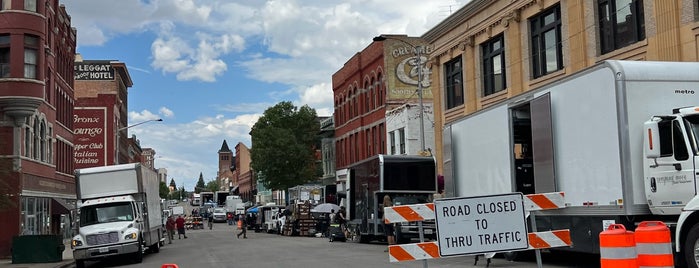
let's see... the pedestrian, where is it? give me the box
[326,209,336,237]
[175,215,187,239]
[166,216,176,244]
[382,195,395,252]
[227,212,234,225]
[237,214,248,239]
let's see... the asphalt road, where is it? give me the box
[72,219,600,268]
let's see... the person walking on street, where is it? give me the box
[237,215,248,239]
[166,216,176,244]
[176,215,187,239]
[382,195,395,252]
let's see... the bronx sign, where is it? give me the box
[434,192,528,256]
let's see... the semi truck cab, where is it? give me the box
[71,195,145,262]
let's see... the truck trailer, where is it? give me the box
[442,60,699,265]
[347,154,437,243]
[71,163,162,268]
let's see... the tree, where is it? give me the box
[250,101,319,191]
[195,173,205,193]
[159,181,169,199]
[205,179,219,192]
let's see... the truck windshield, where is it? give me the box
[80,202,134,227]
[684,115,699,155]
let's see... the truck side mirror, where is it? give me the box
[644,120,661,158]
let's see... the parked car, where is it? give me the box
[212,208,227,223]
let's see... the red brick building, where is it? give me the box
[332,35,432,174]
[73,58,133,168]
[0,0,76,257]
[233,142,254,203]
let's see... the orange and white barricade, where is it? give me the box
[599,224,637,268]
[635,221,673,268]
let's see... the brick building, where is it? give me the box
[232,142,254,203]
[73,57,133,168]
[217,140,234,192]
[0,0,76,257]
[332,35,434,197]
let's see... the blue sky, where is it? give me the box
[63,0,468,191]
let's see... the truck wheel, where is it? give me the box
[395,230,410,244]
[684,224,699,268]
[75,259,85,268]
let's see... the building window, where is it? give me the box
[24,35,38,79]
[389,131,396,154]
[444,57,464,109]
[24,0,36,12]
[1,0,10,10]
[482,35,506,96]
[21,197,51,235]
[398,128,406,154]
[530,4,563,78]
[598,0,645,54]
[0,35,9,78]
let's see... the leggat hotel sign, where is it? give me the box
[74,62,114,80]
[74,107,108,168]
[434,193,528,256]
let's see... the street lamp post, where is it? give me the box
[116,118,163,164]
[373,35,427,154]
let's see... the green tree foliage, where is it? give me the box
[159,181,169,199]
[250,101,319,191]
[205,179,219,192]
[195,172,206,193]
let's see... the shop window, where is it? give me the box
[482,35,506,96]
[598,0,645,54]
[530,4,563,78]
[21,197,50,235]
[444,57,464,109]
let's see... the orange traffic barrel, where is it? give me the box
[635,221,673,268]
[599,224,637,268]
[161,264,179,268]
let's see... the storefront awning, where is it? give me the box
[51,198,75,215]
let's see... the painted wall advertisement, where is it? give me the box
[74,107,108,168]
[384,39,434,101]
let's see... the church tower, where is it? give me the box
[217,140,234,191]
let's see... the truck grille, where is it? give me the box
[86,232,119,246]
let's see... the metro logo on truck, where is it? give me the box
[434,193,528,256]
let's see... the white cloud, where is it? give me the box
[159,107,175,118]
[128,110,161,122]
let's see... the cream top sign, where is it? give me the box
[385,42,434,100]
[74,62,115,81]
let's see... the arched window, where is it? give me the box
[24,118,32,157]
[33,116,40,159]
[40,120,46,162]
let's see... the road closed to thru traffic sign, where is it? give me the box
[434,192,528,257]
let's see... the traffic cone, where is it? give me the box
[635,221,673,268]
[599,224,637,268]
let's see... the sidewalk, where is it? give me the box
[0,239,74,268]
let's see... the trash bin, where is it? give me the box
[11,235,64,263]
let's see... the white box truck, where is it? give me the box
[71,163,163,268]
[442,60,699,265]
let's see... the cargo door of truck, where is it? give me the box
[510,93,556,194]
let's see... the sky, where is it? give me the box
[62,0,468,192]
